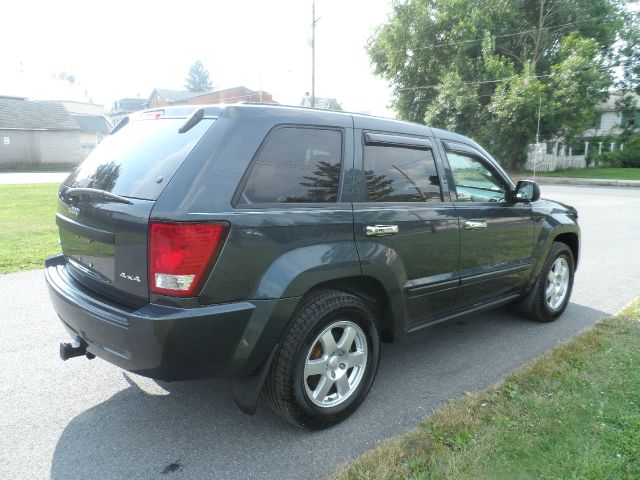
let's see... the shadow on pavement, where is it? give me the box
[50,302,608,480]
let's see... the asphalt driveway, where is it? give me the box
[0,185,638,479]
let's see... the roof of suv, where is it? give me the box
[137,103,486,156]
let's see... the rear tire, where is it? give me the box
[526,242,575,323]
[264,289,380,429]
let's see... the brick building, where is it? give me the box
[148,86,274,109]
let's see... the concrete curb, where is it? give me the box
[513,176,640,188]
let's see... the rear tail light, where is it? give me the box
[149,221,229,297]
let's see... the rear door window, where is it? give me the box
[64,117,215,200]
[363,145,441,202]
[238,127,343,204]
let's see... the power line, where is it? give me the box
[396,62,632,92]
[371,15,613,55]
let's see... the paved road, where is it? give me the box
[0,172,69,184]
[1,185,639,480]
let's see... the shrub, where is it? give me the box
[589,132,640,167]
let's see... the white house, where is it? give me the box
[582,93,640,138]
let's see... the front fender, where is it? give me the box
[530,207,580,283]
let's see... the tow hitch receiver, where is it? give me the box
[60,339,94,361]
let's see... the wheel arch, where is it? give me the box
[301,276,400,343]
[552,232,579,268]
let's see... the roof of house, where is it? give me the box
[149,88,206,103]
[71,115,112,134]
[598,92,640,112]
[188,86,273,102]
[111,97,148,113]
[300,96,342,110]
[0,97,79,130]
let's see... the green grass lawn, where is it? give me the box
[0,184,60,273]
[534,167,640,180]
[331,301,640,480]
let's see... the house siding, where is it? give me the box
[0,130,82,167]
[582,112,622,137]
[582,93,640,138]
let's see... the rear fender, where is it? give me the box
[252,242,361,299]
[354,240,410,339]
[253,241,410,341]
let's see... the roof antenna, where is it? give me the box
[534,96,542,182]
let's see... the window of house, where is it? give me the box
[593,113,602,129]
[446,151,506,203]
[621,110,640,128]
[363,145,441,202]
[239,127,342,204]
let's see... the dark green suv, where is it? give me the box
[45,104,579,429]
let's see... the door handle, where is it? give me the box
[366,225,399,237]
[464,220,487,230]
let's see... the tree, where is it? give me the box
[185,60,212,92]
[368,0,638,169]
[54,71,75,83]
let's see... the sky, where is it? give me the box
[0,0,395,116]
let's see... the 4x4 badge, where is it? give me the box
[120,272,141,282]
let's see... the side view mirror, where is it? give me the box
[513,180,540,202]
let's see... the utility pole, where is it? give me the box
[311,0,320,108]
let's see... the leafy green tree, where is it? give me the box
[185,60,212,93]
[368,0,638,169]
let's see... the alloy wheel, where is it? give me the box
[545,257,570,310]
[303,321,368,408]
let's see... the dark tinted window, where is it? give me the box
[363,145,441,202]
[239,127,342,204]
[65,118,215,200]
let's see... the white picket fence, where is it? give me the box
[524,152,586,172]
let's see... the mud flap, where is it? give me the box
[231,344,279,415]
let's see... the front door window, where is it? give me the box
[446,151,505,203]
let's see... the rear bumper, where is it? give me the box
[45,254,297,381]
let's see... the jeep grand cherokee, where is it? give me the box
[45,104,579,429]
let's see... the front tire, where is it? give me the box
[528,242,575,322]
[264,290,380,429]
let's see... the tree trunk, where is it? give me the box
[506,151,519,172]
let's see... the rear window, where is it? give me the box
[64,118,215,200]
[238,127,343,204]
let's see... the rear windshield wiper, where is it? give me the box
[65,187,132,204]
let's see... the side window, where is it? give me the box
[239,127,342,204]
[363,145,441,202]
[446,151,506,202]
